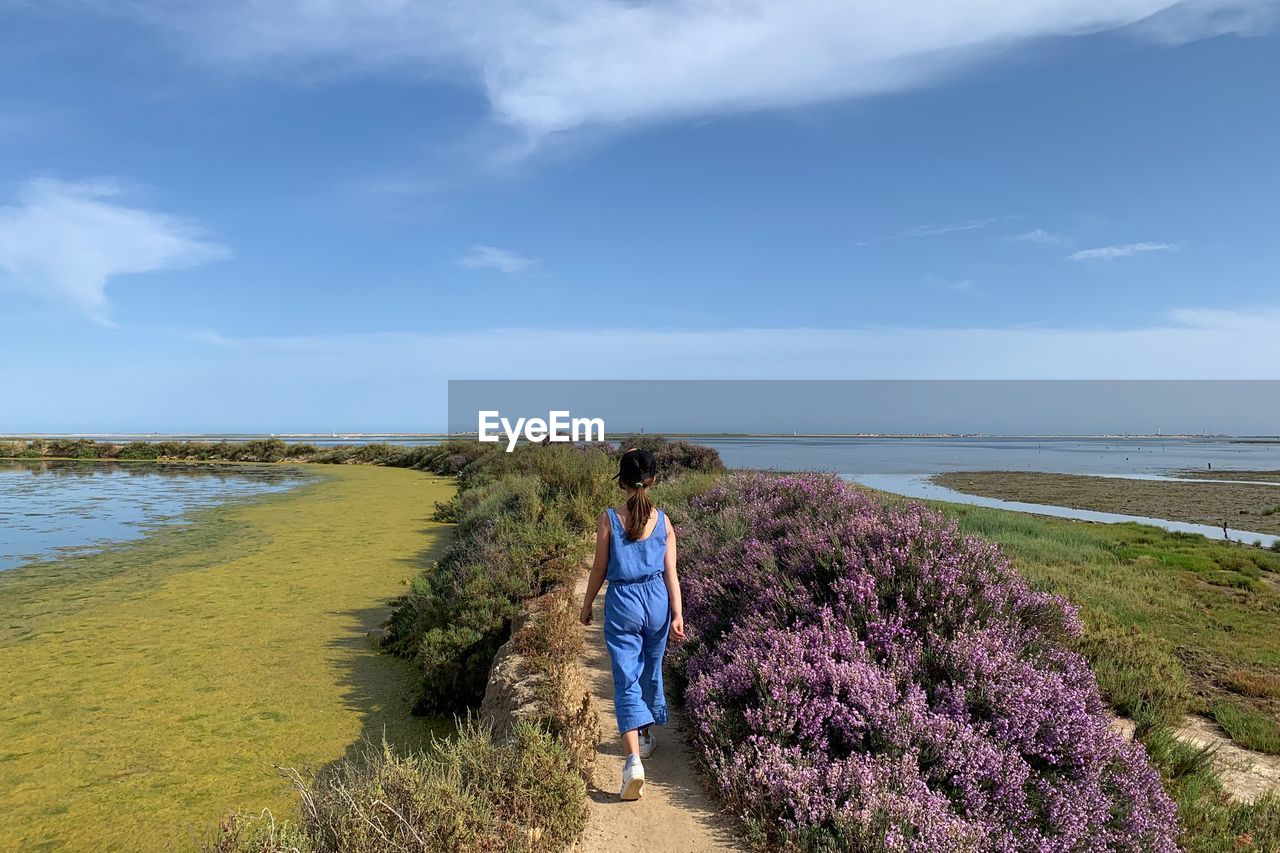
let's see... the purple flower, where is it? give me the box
[672,473,1177,852]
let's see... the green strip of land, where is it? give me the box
[934,470,1280,537]
[0,465,454,852]
[1179,469,1280,483]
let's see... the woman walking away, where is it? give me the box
[580,448,685,801]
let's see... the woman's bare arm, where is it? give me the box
[664,516,685,641]
[579,511,610,625]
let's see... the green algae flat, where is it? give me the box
[0,465,454,851]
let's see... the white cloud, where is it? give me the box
[1070,242,1177,260]
[106,0,1275,140]
[0,178,227,322]
[198,306,1280,380]
[1012,228,1073,246]
[857,218,999,246]
[457,245,535,274]
[9,307,1277,431]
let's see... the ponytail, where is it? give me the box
[624,482,654,541]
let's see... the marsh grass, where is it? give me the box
[0,466,455,851]
[933,470,1280,537]
[1227,671,1280,700]
[1078,619,1191,729]
[932,503,1280,729]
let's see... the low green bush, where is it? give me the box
[386,444,616,712]
[619,435,726,477]
[205,720,586,853]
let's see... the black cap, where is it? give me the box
[613,448,657,487]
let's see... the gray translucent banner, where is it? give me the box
[447,380,1280,438]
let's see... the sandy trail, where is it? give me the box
[574,572,742,853]
[1113,716,1280,802]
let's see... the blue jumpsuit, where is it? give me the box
[603,507,671,735]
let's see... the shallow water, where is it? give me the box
[0,461,305,570]
[696,437,1280,545]
[698,435,1280,477]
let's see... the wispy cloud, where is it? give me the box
[1011,228,1073,247]
[0,178,228,323]
[11,307,1279,431]
[457,245,535,274]
[1070,242,1177,261]
[857,218,998,247]
[925,274,978,293]
[182,307,1280,382]
[98,1,1275,141]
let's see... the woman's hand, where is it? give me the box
[670,613,686,642]
[579,602,593,626]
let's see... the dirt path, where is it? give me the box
[573,573,742,853]
[1113,716,1280,802]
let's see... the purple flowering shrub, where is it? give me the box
[671,473,1177,852]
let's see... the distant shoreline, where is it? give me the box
[4,432,1275,441]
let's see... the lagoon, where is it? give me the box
[0,460,304,571]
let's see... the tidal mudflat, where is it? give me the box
[933,470,1280,538]
[0,465,454,851]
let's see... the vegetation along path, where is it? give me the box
[0,464,454,851]
[574,571,742,853]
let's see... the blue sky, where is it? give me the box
[1,1,1278,432]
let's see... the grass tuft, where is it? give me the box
[1077,619,1191,730]
[1211,701,1280,755]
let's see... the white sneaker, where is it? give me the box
[638,730,657,759]
[620,754,645,801]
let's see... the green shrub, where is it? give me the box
[44,438,98,459]
[1211,700,1280,755]
[386,444,614,713]
[652,471,722,522]
[117,441,161,460]
[619,435,725,476]
[206,721,585,853]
